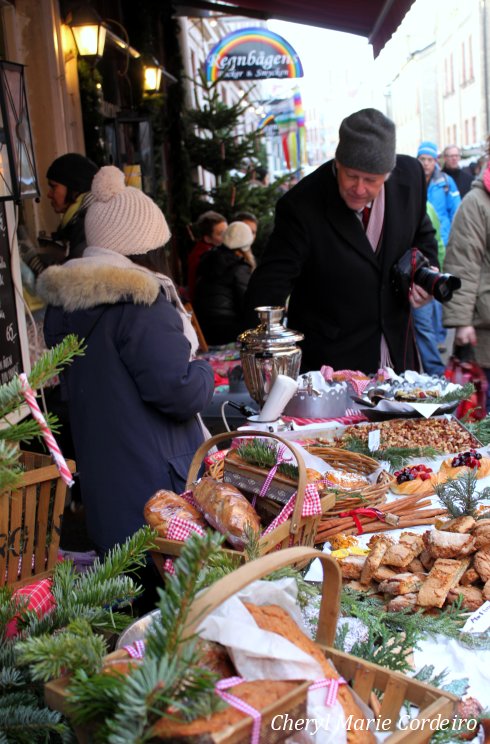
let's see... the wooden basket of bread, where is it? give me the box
[303,445,394,516]
[181,546,459,742]
[146,430,336,576]
[45,546,458,742]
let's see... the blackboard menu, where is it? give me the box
[0,202,22,383]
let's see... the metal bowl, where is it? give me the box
[116,608,160,649]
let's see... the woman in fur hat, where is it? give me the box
[38,166,214,559]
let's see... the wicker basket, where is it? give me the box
[304,444,394,516]
[1,451,76,588]
[184,547,459,744]
[149,430,336,576]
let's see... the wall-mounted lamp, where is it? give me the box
[143,57,178,93]
[66,5,107,61]
[143,57,163,93]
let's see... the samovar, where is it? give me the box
[238,306,304,407]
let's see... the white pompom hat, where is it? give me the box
[84,166,171,255]
[222,221,254,251]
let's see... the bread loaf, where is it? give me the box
[192,478,261,549]
[244,602,376,744]
[144,490,206,537]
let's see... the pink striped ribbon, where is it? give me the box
[215,677,261,744]
[123,639,146,659]
[309,677,346,706]
[253,444,292,508]
[19,373,74,487]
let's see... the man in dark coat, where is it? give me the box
[442,145,474,199]
[244,108,438,374]
[40,166,214,555]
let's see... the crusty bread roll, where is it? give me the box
[244,602,376,744]
[192,478,261,549]
[144,490,206,537]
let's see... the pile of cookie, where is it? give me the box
[338,517,490,612]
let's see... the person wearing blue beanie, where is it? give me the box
[417,141,439,160]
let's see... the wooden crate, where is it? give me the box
[149,430,336,578]
[1,451,76,588]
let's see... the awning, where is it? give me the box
[172,0,416,58]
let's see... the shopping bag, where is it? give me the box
[444,343,488,421]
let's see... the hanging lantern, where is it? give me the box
[66,5,107,61]
[143,57,163,93]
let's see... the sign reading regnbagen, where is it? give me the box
[205,27,303,82]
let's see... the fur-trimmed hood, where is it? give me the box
[37,246,160,311]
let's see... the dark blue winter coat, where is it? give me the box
[39,255,214,553]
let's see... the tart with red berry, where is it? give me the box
[439,449,490,480]
[390,464,438,496]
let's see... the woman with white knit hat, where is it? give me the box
[193,220,256,345]
[38,166,214,565]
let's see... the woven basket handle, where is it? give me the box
[184,546,341,646]
[186,430,308,536]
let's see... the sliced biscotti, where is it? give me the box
[381,532,425,567]
[446,585,484,611]
[360,536,393,585]
[438,515,476,533]
[417,557,470,608]
[423,530,476,559]
[338,555,366,580]
[378,572,425,595]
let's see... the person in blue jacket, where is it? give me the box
[39,166,214,556]
[413,141,461,374]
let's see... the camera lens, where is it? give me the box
[432,274,462,303]
[414,266,462,303]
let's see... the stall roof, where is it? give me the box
[173,0,416,57]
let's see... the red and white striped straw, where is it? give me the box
[19,373,74,487]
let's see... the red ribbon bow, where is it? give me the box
[338,507,386,535]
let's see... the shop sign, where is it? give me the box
[206,27,303,82]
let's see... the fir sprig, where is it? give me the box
[16,619,107,682]
[235,439,299,481]
[341,435,442,469]
[421,382,475,404]
[434,470,490,518]
[146,530,224,657]
[467,414,490,445]
[66,533,227,742]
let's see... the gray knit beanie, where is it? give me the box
[222,221,253,251]
[335,108,396,174]
[85,166,170,255]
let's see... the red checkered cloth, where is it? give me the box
[6,578,55,638]
[163,516,206,574]
[262,483,322,541]
[320,366,372,396]
[282,412,367,426]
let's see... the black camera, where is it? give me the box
[392,248,461,303]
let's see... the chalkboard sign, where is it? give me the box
[0,202,22,384]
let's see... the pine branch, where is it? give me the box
[341,435,442,469]
[28,335,85,390]
[0,704,70,743]
[235,439,299,480]
[15,619,107,681]
[435,470,490,518]
[467,414,490,445]
[145,530,224,658]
